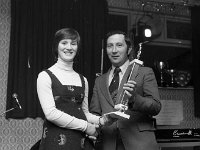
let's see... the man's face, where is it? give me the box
[106,34,130,67]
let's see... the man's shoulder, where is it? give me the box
[96,72,107,79]
[138,66,154,74]
[94,71,109,84]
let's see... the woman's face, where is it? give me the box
[57,39,78,62]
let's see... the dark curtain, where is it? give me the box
[6,0,108,119]
[191,6,200,117]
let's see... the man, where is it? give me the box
[89,30,161,150]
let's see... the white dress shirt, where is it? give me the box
[108,60,130,86]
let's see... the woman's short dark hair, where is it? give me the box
[52,28,81,59]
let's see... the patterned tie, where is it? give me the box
[109,67,121,103]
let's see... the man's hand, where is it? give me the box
[114,104,128,112]
[123,80,136,98]
[99,115,118,126]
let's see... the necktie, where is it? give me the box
[109,67,121,103]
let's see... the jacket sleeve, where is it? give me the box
[89,78,102,116]
[128,67,161,116]
[82,77,100,124]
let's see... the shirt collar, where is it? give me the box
[111,60,130,76]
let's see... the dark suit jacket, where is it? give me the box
[90,64,161,150]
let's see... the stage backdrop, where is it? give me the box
[6,0,108,119]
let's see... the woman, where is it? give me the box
[37,28,101,150]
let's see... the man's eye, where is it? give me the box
[116,44,123,47]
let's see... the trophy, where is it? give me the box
[154,61,168,87]
[166,69,176,87]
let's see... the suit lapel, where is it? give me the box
[99,69,115,106]
[116,63,140,104]
[98,64,140,106]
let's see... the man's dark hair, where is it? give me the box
[106,30,136,59]
[106,30,133,50]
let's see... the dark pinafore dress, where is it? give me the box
[39,70,94,150]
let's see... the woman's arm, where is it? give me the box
[82,77,115,126]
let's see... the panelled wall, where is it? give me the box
[0,0,43,150]
[0,0,44,149]
[158,87,200,129]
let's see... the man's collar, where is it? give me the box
[111,60,130,75]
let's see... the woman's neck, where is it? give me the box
[55,58,73,71]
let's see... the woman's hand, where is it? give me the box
[85,122,99,138]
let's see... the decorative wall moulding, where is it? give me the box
[107,0,194,18]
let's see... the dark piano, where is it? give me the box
[155,128,200,149]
